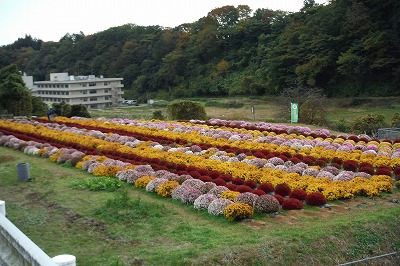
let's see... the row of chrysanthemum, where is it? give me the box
[0,119,395,201]
[12,118,399,180]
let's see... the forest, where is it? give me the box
[0,0,399,102]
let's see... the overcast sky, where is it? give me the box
[0,0,327,46]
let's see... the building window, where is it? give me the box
[90,97,97,101]
[65,84,69,88]
[104,82,109,85]
[81,98,88,102]
[81,91,87,94]
[89,83,96,87]
[104,89,109,93]
[66,92,69,95]
[89,90,96,94]
[65,99,69,102]
[81,83,87,87]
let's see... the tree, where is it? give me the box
[0,64,32,116]
[167,101,207,120]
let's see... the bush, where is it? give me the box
[70,104,91,118]
[208,198,233,216]
[135,176,155,188]
[234,192,258,206]
[258,182,274,193]
[224,202,254,221]
[253,195,280,213]
[167,101,207,120]
[391,112,400,127]
[299,98,328,126]
[156,180,180,197]
[152,110,165,120]
[252,189,266,196]
[289,189,308,201]
[273,194,284,205]
[69,176,122,192]
[220,190,241,201]
[274,183,291,197]
[194,194,218,211]
[282,198,303,210]
[351,113,387,136]
[306,192,327,206]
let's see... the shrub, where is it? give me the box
[375,167,392,176]
[212,177,226,186]
[152,110,165,120]
[232,177,245,185]
[134,176,155,188]
[343,160,359,172]
[69,177,122,192]
[234,192,259,206]
[289,189,308,201]
[180,186,203,204]
[224,202,254,221]
[199,175,213,182]
[145,178,168,193]
[156,181,180,197]
[253,195,280,213]
[199,182,217,194]
[258,182,274,193]
[252,189,266,196]
[244,180,257,189]
[208,198,233,216]
[282,198,303,210]
[207,186,229,197]
[306,192,327,206]
[167,101,207,120]
[299,97,328,126]
[391,112,400,127]
[351,113,387,136]
[236,185,253,193]
[220,190,241,201]
[194,194,218,211]
[274,183,291,197]
[225,183,238,191]
[273,194,284,205]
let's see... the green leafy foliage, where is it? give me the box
[167,100,207,120]
[351,114,387,136]
[69,176,122,192]
[391,112,400,127]
[0,64,32,116]
[0,1,399,97]
[152,110,165,120]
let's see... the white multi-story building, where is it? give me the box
[28,72,124,109]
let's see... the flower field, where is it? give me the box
[0,117,399,222]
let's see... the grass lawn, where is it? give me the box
[1,147,399,265]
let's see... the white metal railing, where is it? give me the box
[0,200,75,266]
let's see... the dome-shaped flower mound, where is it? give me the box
[208,198,233,216]
[135,176,155,188]
[194,194,218,211]
[273,194,284,205]
[200,182,217,194]
[180,186,203,204]
[274,183,291,197]
[234,192,259,206]
[252,189,266,196]
[220,190,241,201]
[253,195,280,213]
[225,183,237,191]
[244,180,257,189]
[289,189,308,201]
[306,192,327,206]
[212,177,226,186]
[145,178,168,192]
[224,202,254,221]
[208,186,229,197]
[282,198,303,210]
[182,178,205,190]
[257,182,274,193]
[156,180,180,197]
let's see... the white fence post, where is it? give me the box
[0,200,5,216]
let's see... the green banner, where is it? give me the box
[291,103,298,123]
